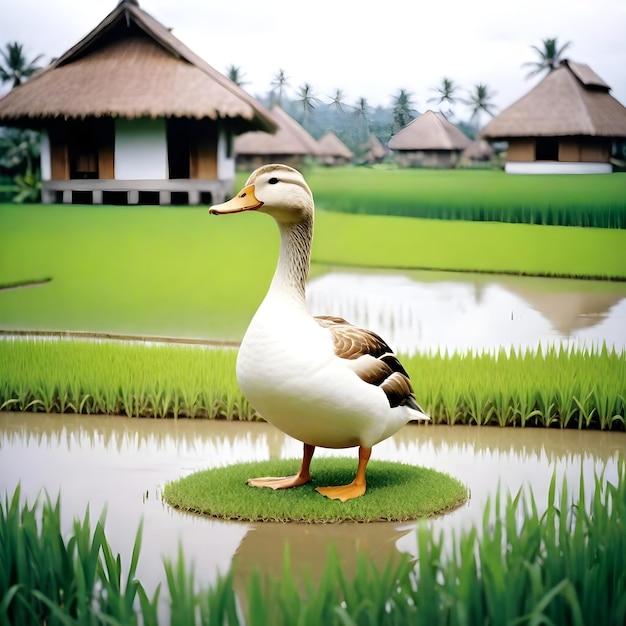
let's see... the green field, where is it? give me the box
[285,168,626,228]
[1,199,625,339]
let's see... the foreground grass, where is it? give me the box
[2,464,625,625]
[163,458,468,522]
[1,203,625,341]
[1,339,624,430]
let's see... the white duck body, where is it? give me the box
[236,272,416,450]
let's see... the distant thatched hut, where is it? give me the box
[480,60,626,174]
[460,139,495,165]
[317,131,354,165]
[360,134,386,164]
[388,110,471,168]
[0,0,276,204]
[234,106,320,171]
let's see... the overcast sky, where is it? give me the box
[2,0,625,118]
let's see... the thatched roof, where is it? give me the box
[389,110,471,151]
[0,0,275,133]
[317,131,353,159]
[481,60,626,139]
[234,106,320,155]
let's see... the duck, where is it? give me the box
[209,164,429,502]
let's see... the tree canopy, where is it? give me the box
[0,42,45,88]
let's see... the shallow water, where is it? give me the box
[307,268,626,355]
[0,412,623,600]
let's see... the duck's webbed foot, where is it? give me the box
[315,445,372,502]
[316,481,366,502]
[247,474,311,489]
[247,442,315,490]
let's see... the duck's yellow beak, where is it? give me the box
[209,185,264,215]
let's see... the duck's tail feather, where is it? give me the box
[406,396,430,421]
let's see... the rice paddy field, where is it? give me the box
[302,167,626,228]
[1,168,625,623]
[0,196,625,340]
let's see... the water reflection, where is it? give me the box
[1,412,623,601]
[307,269,626,355]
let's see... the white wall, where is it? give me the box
[505,162,612,174]
[217,128,235,180]
[115,118,168,180]
[40,131,51,180]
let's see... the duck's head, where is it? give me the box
[209,164,313,225]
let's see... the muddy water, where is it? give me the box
[0,412,623,602]
[307,268,626,355]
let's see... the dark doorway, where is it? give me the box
[536,137,559,161]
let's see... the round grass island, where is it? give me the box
[163,458,468,523]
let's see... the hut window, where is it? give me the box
[536,137,559,161]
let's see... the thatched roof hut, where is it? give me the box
[316,131,354,165]
[481,60,626,173]
[0,0,276,204]
[234,106,321,170]
[460,139,495,164]
[360,134,386,164]
[388,110,470,168]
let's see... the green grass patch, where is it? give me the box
[300,167,626,228]
[2,464,625,625]
[1,339,624,429]
[163,458,467,522]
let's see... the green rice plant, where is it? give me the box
[0,486,152,626]
[1,338,625,429]
[197,568,239,626]
[165,545,198,626]
[303,168,626,229]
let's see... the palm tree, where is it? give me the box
[351,97,372,158]
[0,42,45,89]
[225,65,249,88]
[463,83,497,132]
[294,82,321,128]
[328,88,347,113]
[522,37,572,79]
[391,88,416,133]
[428,77,459,117]
[270,68,289,106]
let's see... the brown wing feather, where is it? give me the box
[315,315,426,413]
[315,315,392,360]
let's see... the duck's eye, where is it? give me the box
[268,177,279,185]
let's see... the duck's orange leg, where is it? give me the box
[316,446,372,502]
[247,442,315,489]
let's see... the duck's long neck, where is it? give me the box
[266,217,313,308]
